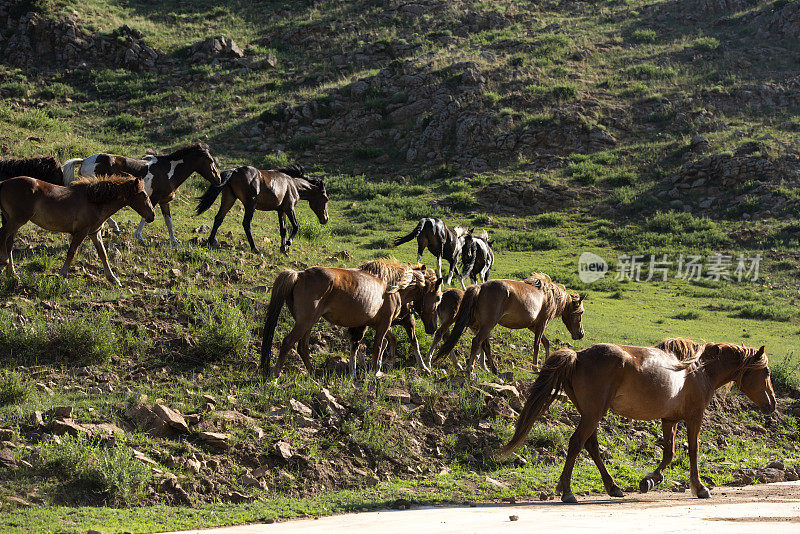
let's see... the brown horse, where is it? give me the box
[0,175,155,285]
[499,338,776,503]
[437,273,585,375]
[64,144,222,244]
[196,164,328,254]
[261,259,440,378]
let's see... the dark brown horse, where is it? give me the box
[426,288,465,369]
[0,175,155,285]
[394,217,467,285]
[0,157,65,184]
[196,164,328,254]
[438,273,585,375]
[499,338,776,503]
[261,260,439,378]
[64,144,222,244]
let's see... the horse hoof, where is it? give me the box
[608,486,625,498]
[639,478,654,493]
[694,486,710,499]
[561,493,578,504]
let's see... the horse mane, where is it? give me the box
[69,174,139,203]
[523,272,572,317]
[708,342,769,371]
[471,230,489,242]
[656,338,706,368]
[276,163,307,178]
[359,258,416,292]
[0,156,62,180]
[162,143,212,160]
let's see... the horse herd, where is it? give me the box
[0,146,779,504]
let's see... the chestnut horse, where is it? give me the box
[425,288,465,370]
[0,175,155,285]
[196,164,328,254]
[499,338,776,503]
[438,273,585,375]
[64,143,222,244]
[261,259,440,378]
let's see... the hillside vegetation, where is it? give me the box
[0,0,799,532]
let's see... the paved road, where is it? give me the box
[161,481,800,534]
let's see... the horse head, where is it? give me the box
[706,344,775,413]
[562,293,585,340]
[129,176,156,222]
[306,176,329,224]
[193,144,222,186]
[419,272,443,335]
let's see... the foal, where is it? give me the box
[499,338,776,503]
[0,176,155,285]
[459,230,494,289]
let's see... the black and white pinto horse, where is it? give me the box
[460,230,494,288]
[394,217,467,284]
[62,144,222,244]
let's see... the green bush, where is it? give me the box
[533,212,565,227]
[0,369,33,406]
[445,191,478,210]
[195,300,252,361]
[691,37,720,51]
[38,435,151,505]
[736,303,796,322]
[552,84,578,101]
[629,29,657,43]
[298,220,331,241]
[672,311,700,320]
[564,160,604,184]
[771,352,800,391]
[105,113,143,132]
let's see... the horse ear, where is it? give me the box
[578,294,586,303]
[705,344,720,356]
[756,345,765,356]
[435,278,443,290]
[419,263,426,270]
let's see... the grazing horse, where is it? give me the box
[499,338,776,503]
[394,217,467,284]
[196,164,328,254]
[261,259,440,378]
[63,143,222,244]
[0,157,66,184]
[0,175,155,285]
[460,230,494,289]
[438,273,585,375]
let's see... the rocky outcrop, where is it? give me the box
[750,1,800,39]
[0,6,164,72]
[479,179,599,214]
[189,35,243,61]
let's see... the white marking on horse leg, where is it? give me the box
[80,154,100,178]
[437,255,442,279]
[416,253,422,264]
[107,217,120,233]
[135,217,147,244]
[165,215,179,246]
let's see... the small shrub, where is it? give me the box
[445,191,478,210]
[38,435,151,505]
[105,113,142,132]
[605,170,637,186]
[51,314,117,364]
[564,160,604,184]
[623,63,676,80]
[672,311,700,320]
[0,369,33,406]
[261,151,290,169]
[533,212,565,227]
[40,82,74,99]
[736,303,796,322]
[287,135,319,151]
[299,220,331,241]
[691,37,720,51]
[771,352,800,391]
[552,84,578,101]
[195,300,251,361]
[629,29,657,43]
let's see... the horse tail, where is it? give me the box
[61,158,82,184]
[394,219,425,247]
[437,283,479,357]
[196,170,232,215]
[260,269,299,375]
[497,347,578,459]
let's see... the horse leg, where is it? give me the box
[297,331,315,376]
[274,323,308,378]
[531,327,543,366]
[466,324,493,378]
[106,217,121,234]
[371,321,391,378]
[416,241,424,265]
[557,414,603,503]
[585,431,624,498]
[277,211,288,254]
[90,231,120,286]
[347,327,366,376]
[0,221,23,278]
[59,231,89,277]
[640,419,678,493]
[161,202,179,246]
[482,339,499,375]
[541,334,551,359]
[208,188,236,248]
[402,315,429,374]
[383,331,398,371]
[425,326,446,368]
[285,208,300,253]
[687,414,710,498]
[134,216,147,245]
[241,199,258,253]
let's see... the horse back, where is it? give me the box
[257,169,296,209]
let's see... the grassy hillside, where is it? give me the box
[0,0,799,532]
